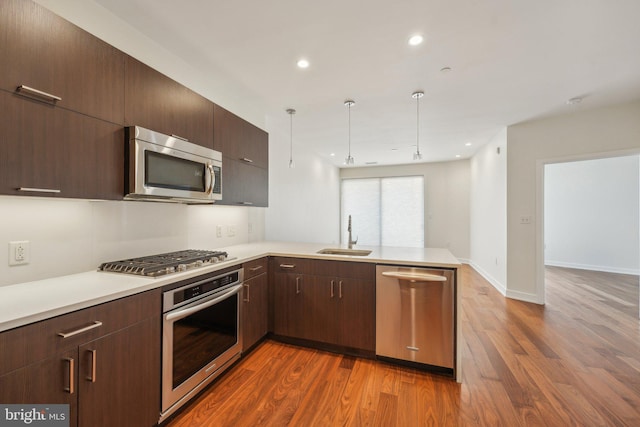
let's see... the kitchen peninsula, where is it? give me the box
[0,241,461,426]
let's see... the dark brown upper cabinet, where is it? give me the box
[124,56,214,148]
[214,104,269,207]
[0,0,125,124]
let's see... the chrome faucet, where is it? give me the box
[347,215,358,249]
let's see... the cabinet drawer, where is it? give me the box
[0,289,160,376]
[243,257,268,280]
[270,257,375,280]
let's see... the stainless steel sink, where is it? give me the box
[317,248,372,256]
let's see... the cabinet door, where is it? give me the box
[213,104,268,168]
[335,278,376,351]
[78,316,160,427]
[242,273,268,351]
[219,157,268,207]
[124,57,214,148]
[0,91,124,200]
[0,0,124,123]
[272,273,310,339]
[0,349,78,427]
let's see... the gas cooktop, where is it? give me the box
[98,249,232,277]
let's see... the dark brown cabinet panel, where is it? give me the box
[213,105,268,168]
[214,104,268,207]
[0,349,78,427]
[242,271,268,352]
[0,0,125,124]
[124,56,214,148]
[220,157,268,207]
[0,90,124,200]
[78,316,160,427]
[0,289,161,427]
[270,258,375,352]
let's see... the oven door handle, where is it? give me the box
[165,284,243,322]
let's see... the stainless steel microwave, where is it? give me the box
[125,126,222,203]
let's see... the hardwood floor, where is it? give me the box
[167,265,640,426]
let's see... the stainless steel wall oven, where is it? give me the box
[160,268,244,422]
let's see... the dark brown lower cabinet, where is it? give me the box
[0,290,161,427]
[0,349,78,426]
[271,259,375,353]
[242,272,269,352]
[78,316,160,427]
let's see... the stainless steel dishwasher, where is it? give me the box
[376,265,454,371]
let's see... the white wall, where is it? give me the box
[0,196,263,287]
[507,100,640,303]
[340,161,470,260]
[470,129,507,292]
[544,156,640,274]
[264,118,341,244]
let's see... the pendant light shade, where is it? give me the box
[344,99,355,165]
[286,108,296,168]
[412,91,424,161]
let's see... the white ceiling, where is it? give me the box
[95,0,640,167]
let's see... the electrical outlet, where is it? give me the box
[227,226,236,237]
[248,223,253,234]
[216,225,223,238]
[520,216,532,224]
[9,241,30,266]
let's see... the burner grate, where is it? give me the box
[98,249,229,277]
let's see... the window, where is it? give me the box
[341,176,424,247]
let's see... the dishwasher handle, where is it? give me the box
[381,271,447,282]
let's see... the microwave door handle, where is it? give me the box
[165,284,242,322]
[206,164,215,195]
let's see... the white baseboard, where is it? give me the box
[545,260,640,276]
[468,261,542,304]
[468,261,507,296]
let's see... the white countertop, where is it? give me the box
[0,241,460,333]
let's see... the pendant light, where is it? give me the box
[344,99,355,165]
[412,91,424,161]
[286,108,296,168]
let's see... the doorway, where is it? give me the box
[542,155,640,318]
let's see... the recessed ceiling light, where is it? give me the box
[330,153,335,157]
[455,154,461,158]
[297,59,310,69]
[465,142,472,147]
[408,35,424,46]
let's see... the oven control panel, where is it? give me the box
[163,269,243,312]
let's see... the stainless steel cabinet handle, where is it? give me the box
[295,276,301,294]
[18,187,61,194]
[239,201,254,205]
[280,264,296,269]
[16,85,62,102]
[58,321,103,338]
[243,283,250,302]
[330,280,335,298]
[166,284,242,322]
[241,157,254,163]
[65,358,74,394]
[381,271,447,282]
[87,350,97,383]
[171,134,189,141]
[249,265,263,272]
[339,280,343,299]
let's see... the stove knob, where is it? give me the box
[177,264,187,272]
[218,254,227,261]
[166,267,174,275]
[195,260,204,267]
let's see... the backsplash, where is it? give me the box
[0,196,264,287]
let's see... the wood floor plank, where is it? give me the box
[167,265,640,427]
